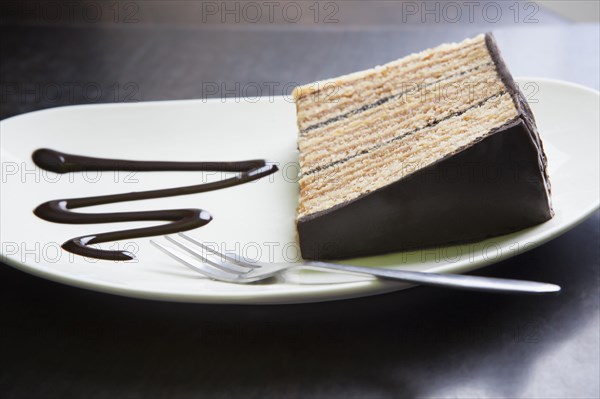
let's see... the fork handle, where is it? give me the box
[305,262,560,295]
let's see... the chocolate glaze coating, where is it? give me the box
[297,33,553,260]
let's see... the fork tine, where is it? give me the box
[150,240,239,281]
[164,235,253,274]
[177,233,261,269]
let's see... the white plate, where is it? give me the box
[1,78,598,304]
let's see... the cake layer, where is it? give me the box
[294,35,490,129]
[294,34,499,175]
[298,91,517,218]
[298,67,504,175]
[295,34,516,219]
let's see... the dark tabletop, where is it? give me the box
[1,2,599,398]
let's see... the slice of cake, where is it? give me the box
[294,33,553,260]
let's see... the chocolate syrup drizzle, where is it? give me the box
[32,149,277,261]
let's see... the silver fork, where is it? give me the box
[150,233,561,295]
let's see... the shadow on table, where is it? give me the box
[0,213,598,398]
